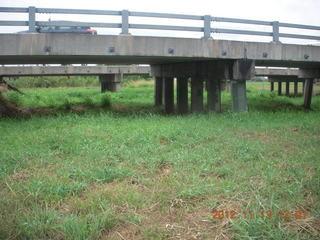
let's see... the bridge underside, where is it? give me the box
[0,34,319,112]
[1,56,320,69]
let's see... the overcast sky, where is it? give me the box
[0,0,319,43]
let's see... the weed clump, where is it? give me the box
[0,91,24,117]
[100,94,111,109]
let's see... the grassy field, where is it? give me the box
[0,81,319,239]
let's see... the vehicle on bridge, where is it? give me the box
[19,21,98,35]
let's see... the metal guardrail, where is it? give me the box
[0,6,320,42]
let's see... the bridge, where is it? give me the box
[0,65,151,92]
[0,7,320,113]
[0,65,314,99]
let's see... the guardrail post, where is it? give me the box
[28,6,36,32]
[203,15,211,38]
[121,10,130,35]
[272,21,280,42]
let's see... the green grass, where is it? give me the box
[0,81,319,239]
[5,75,152,88]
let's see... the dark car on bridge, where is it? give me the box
[19,21,97,35]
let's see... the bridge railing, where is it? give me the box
[0,6,319,42]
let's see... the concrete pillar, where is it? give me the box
[285,82,290,97]
[99,74,122,93]
[231,80,248,112]
[294,81,298,97]
[302,80,305,92]
[191,76,204,113]
[177,77,188,114]
[270,81,274,91]
[207,77,221,113]
[154,77,164,106]
[164,77,174,114]
[303,78,314,109]
[278,81,282,96]
[230,60,254,112]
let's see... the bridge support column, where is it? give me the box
[164,77,174,114]
[285,82,290,97]
[99,74,122,93]
[177,77,188,114]
[225,80,231,93]
[191,76,203,113]
[207,76,221,113]
[278,81,282,96]
[230,60,255,112]
[294,81,298,97]
[155,77,164,106]
[270,81,274,91]
[231,80,248,112]
[220,80,227,91]
[303,78,314,109]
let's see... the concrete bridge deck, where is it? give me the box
[0,34,320,68]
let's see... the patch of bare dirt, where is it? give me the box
[242,131,274,144]
[8,171,29,182]
[283,209,320,236]
[105,205,235,240]
[104,194,242,240]
[157,162,173,176]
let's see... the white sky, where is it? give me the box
[0,0,320,44]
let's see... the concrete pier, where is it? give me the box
[303,79,314,109]
[207,77,221,113]
[230,60,255,112]
[270,81,274,91]
[99,74,122,93]
[294,81,298,97]
[231,81,248,112]
[285,82,290,96]
[164,77,174,114]
[155,77,164,106]
[278,82,282,96]
[177,77,188,114]
[191,76,204,113]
